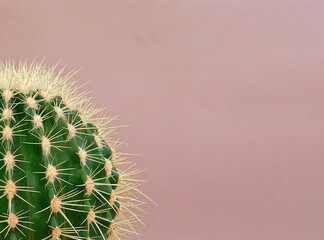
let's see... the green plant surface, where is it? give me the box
[0,62,151,240]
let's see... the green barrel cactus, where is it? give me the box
[0,61,150,240]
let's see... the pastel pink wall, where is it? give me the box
[1,1,324,239]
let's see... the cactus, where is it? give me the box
[0,61,150,240]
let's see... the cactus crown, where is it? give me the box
[0,61,149,240]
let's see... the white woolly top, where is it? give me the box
[0,61,110,142]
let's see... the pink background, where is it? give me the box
[1,1,324,239]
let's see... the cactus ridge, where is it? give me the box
[0,61,150,240]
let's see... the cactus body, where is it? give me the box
[0,62,147,240]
